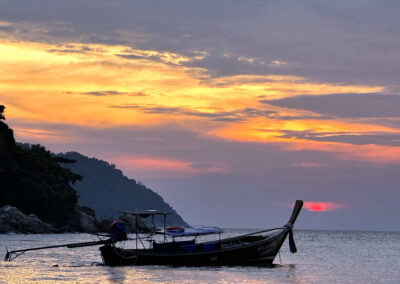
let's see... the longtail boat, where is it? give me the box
[5,200,303,266]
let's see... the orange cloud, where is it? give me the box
[0,39,383,128]
[303,201,346,212]
[111,156,230,178]
[13,127,78,143]
[2,38,398,166]
[285,139,400,164]
[214,117,400,164]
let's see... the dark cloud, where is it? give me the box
[1,1,400,86]
[0,24,14,33]
[47,45,95,54]
[262,93,400,118]
[128,92,148,97]
[279,130,400,146]
[84,91,123,96]
[47,48,85,54]
[116,54,148,60]
[271,114,332,121]
[68,91,148,96]
[111,104,277,122]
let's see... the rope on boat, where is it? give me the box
[302,250,336,266]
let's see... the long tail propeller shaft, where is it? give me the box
[4,239,111,262]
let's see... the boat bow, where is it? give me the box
[283,200,304,253]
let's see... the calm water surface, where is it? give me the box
[1,230,399,283]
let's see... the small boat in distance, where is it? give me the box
[5,200,304,266]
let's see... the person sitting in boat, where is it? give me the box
[109,218,128,242]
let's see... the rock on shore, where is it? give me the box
[74,206,101,233]
[119,212,154,233]
[0,205,154,234]
[0,205,55,233]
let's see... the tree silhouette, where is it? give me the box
[0,106,82,226]
[0,105,5,120]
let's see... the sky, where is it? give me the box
[1,0,400,230]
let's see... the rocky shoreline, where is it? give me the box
[0,205,152,234]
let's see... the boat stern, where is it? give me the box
[99,245,137,266]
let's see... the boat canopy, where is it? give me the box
[122,210,172,218]
[165,226,223,237]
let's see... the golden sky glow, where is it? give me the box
[3,1,400,231]
[1,38,400,165]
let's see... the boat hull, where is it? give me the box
[99,228,289,266]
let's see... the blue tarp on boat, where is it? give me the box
[165,226,223,237]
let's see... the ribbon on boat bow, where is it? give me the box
[284,223,297,253]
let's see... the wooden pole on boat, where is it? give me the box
[163,214,166,243]
[135,215,138,250]
[4,239,111,262]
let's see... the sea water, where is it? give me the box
[0,230,399,283]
